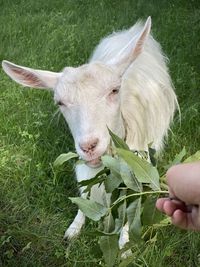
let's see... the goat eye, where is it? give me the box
[110,87,119,95]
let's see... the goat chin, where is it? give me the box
[86,158,102,168]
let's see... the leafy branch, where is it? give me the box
[54,131,200,267]
[110,190,168,210]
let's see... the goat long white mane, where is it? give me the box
[90,21,178,151]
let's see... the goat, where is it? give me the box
[2,17,178,249]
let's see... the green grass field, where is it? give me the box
[0,0,200,266]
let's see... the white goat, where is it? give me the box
[2,17,178,248]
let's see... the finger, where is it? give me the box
[171,208,200,231]
[156,198,186,215]
[156,198,168,213]
[171,209,188,229]
[170,199,188,212]
[163,200,184,216]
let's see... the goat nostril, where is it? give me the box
[91,141,97,149]
[79,138,99,153]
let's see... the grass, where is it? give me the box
[0,0,200,266]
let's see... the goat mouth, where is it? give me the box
[86,157,102,168]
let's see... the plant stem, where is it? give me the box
[111,190,168,209]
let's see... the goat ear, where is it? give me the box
[2,60,61,90]
[109,17,151,74]
[130,16,151,60]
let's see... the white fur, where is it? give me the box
[2,17,178,249]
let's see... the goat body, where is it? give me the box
[2,17,178,248]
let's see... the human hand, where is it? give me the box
[156,162,200,230]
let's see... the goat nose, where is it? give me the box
[79,138,99,153]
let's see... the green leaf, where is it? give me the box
[149,147,157,166]
[54,152,78,167]
[117,149,160,191]
[142,196,164,226]
[184,150,200,163]
[89,218,123,237]
[87,230,117,237]
[101,155,120,171]
[113,218,124,234]
[99,235,119,267]
[69,197,108,221]
[105,172,122,193]
[103,211,115,233]
[118,200,127,219]
[119,159,142,192]
[127,197,142,241]
[78,168,109,193]
[152,217,171,227]
[165,147,186,169]
[118,190,127,224]
[102,156,123,192]
[108,128,129,150]
[78,175,106,191]
[172,147,186,164]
